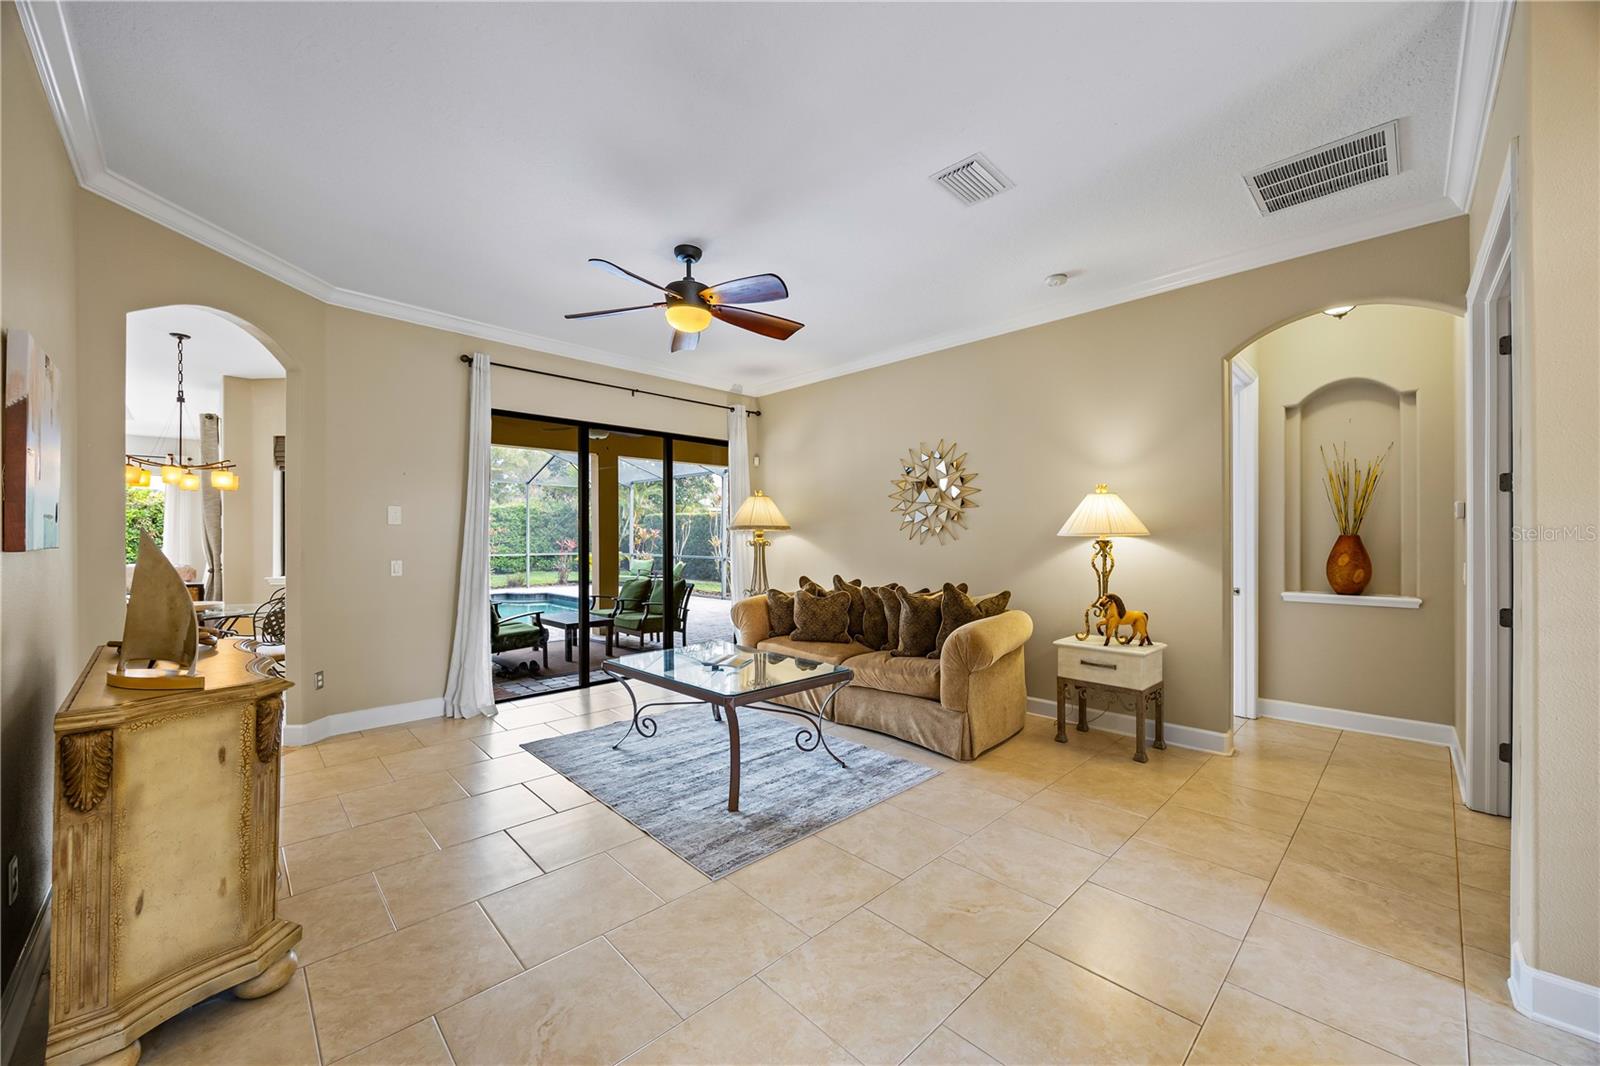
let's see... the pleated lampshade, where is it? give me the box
[1058,484,1149,538]
[731,490,790,531]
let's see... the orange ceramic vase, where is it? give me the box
[1326,533,1371,595]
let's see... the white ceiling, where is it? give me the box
[125,306,283,442]
[37,2,1488,394]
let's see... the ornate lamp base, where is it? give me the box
[1074,537,1116,641]
[746,531,770,597]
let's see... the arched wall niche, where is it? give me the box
[1284,376,1417,596]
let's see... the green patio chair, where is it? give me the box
[613,580,693,648]
[490,602,548,669]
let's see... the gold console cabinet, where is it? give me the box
[46,640,302,1066]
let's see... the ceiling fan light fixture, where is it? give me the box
[569,247,802,352]
[664,302,712,333]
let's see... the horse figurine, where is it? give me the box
[1094,593,1152,646]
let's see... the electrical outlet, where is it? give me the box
[390,560,403,577]
[387,505,402,525]
[7,855,19,906]
[314,670,325,690]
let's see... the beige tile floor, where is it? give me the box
[134,691,1600,1066]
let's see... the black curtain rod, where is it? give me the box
[460,353,759,416]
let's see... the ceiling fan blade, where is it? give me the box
[701,273,789,305]
[671,329,699,353]
[564,303,665,320]
[589,258,669,293]
[710,304,805,341]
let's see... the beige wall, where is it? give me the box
[1247,305,1460,725]
[1474,0,1600,992]
[70,206,748,727]
[759,220,1468,738]
[0,0,79,990]
[222,374,286,604]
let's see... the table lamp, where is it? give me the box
[730,490,790,596]
[1058,484,1149,641]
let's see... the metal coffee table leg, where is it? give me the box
[609,672,703,751]
[723,702,741,811]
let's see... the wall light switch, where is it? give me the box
[390,560,403,577]
[387,505,403,525]
[1453,500,1466,519]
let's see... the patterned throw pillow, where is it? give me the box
[766,588,796,637]
[873,585,902,649]
[930,584,1012,657]
[858,583,892,650]
[798,575,825,595]
[892,588,943,658]
[793,588,853,643]
[831,576,867,642]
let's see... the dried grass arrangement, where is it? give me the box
[1320,442,1392,535]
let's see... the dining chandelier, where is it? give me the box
[124,332,239,492]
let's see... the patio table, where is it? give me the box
[538,609,615,661]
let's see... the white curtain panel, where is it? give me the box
[162,478,206,579]
[443,352,496,719]
[727,404,752,600]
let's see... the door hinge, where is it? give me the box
[1498,741,1512,764]
[1498,334,1512,356]
[1499,472,1513,492]
[1498,607,1513,628]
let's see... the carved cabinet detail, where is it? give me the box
[47,640,300,1066]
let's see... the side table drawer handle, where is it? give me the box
[1079,660,1117,670]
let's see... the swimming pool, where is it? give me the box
[491,591,581,612]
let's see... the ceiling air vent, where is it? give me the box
[1245,121,1399,215]
[932,152,1014,205]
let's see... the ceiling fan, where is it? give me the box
[565,244,804,353]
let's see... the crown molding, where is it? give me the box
[756,196,1461,396]
[15,0,101,184]
[19,0,1502,399]
[14,1,734,394]
[1444,0,1516,211]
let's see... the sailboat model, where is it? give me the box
[109,532,205,690]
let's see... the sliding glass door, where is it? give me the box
[489,411,729,701]
[488,417,582,699]
[671,440,734,645]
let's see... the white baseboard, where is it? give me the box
[1449,733,1469,804]
[282,696,451,746]
[1510,941,1600,1044]
[1,893,50,1066]
[1026,698,1231,754]
[1256,698,1458,748]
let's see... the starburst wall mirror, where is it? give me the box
[889,440,980,543]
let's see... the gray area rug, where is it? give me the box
[524,707,939,878]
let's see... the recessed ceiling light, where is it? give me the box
[1045,273,1072,288]
[1323,305,1355,319]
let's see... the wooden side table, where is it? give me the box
[1053,637,1167,763]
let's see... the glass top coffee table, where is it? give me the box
[602,641,854,812]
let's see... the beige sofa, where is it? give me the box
[730,595,1033,760]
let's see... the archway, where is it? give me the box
[123,304,296,682]
[1221,301,1465,748]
